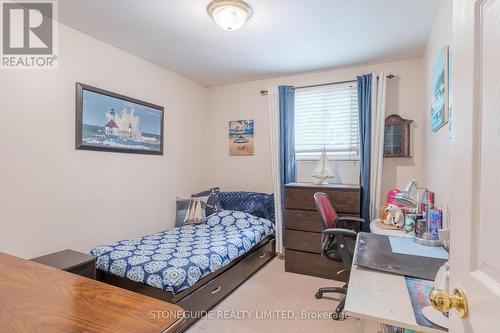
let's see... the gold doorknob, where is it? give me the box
[429,288,468,318]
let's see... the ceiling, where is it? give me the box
[59,0,441,86]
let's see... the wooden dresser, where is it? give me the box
[284,182,361,281]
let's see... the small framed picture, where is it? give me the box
[229,120,254,156]
[431,46,449,132]
[76,83,164,155]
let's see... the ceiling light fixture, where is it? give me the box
[207,0,252,32]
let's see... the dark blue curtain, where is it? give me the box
[357,75,372,232]
[279,85,296,186]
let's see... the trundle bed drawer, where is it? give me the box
[238,238,274,278]
[177,239,275,328]
[178,263,242,314]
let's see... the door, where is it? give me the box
[448,0,500,331]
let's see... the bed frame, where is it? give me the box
[97,236,276,331]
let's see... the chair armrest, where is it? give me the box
[337,216,364,232]
[321,228,356,258]
[338,216,365,223]
[323,228,357,237]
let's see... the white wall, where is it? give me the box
[0,15,447,259]
[0,24,208,258]
[205,58,425,197]
[422,0,453,210]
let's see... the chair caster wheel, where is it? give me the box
[315,291,322,299]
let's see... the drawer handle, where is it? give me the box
[259,253,266,259]
[211,286,221,294]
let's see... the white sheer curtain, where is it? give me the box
[268,86,284,255]
[369,73,387,220]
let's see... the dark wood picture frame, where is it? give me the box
[383,114,413,158]
[75,82,164,155]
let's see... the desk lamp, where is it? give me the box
[394,179,442,247]
[394,180,419,208]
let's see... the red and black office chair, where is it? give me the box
[313,192,364,320]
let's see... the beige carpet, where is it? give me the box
[187,258,358,333]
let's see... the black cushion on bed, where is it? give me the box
[191,187,223,215]
[218,191,275,223]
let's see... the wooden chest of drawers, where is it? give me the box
[284,182,361,281]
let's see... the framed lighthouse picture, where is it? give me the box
[75,83,164,155]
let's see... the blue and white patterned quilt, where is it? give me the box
[90,210,275,293]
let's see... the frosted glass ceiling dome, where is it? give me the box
[207,0,252,32]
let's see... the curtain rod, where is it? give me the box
[259,74,395,96]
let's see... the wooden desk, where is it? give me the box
[344,237,445,333]
[0,252,185,333]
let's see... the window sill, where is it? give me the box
[296,157,360,162]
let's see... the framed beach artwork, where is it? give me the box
[76,83,164,155]
[431,46,449,132]
[229,120,254,156]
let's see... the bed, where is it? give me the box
[91,192,276,331]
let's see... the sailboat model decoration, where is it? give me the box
[312,148,334,185]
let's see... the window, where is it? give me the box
[294,82,359,160]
